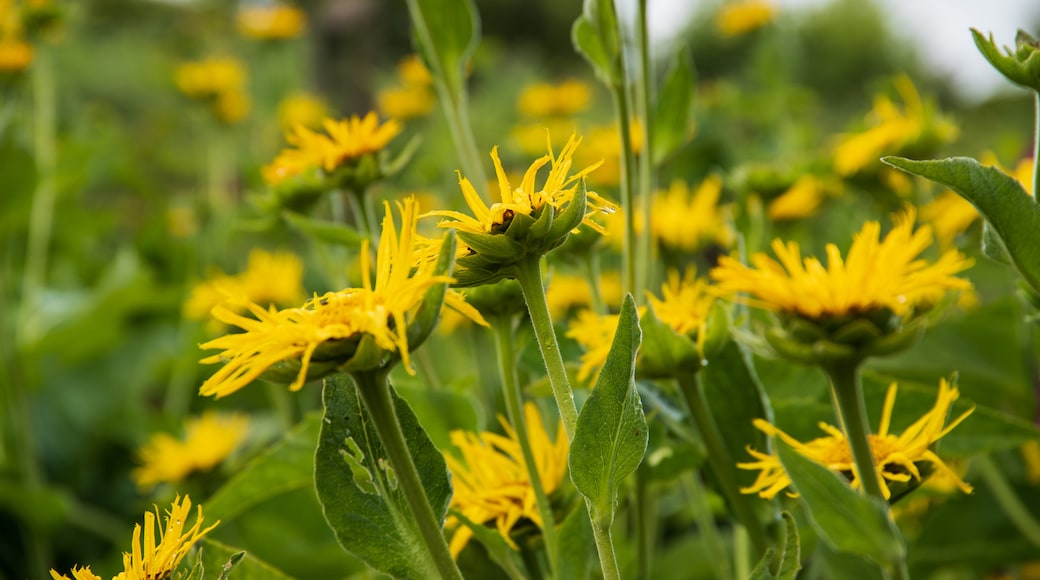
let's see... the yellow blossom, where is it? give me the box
[920,192,980,249]
[376,85,435,120]
[175,57,246,99]
[738,379,974,500]
[199,198,486,397]
[575,121,644,186]
[0,37,30,71]
[711,209,972,319]
[184,249,306,321]
[237,2,307,40]
[277,92,328,131]
[511,119,580,156]
[132,411,249,488]
[599,270,623,310]
[545,273,593,319]
[516,79,592,118]
[716,0,776,38]
[51,496,218,580]
[647,268,715,337]
[566,308,647,383]
[767,174,828,221]
[397,54,432,87]
[428,132,613,236]
[651,176,734,250]
[445,402,569,557]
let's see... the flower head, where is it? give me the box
[767,174,830,221]
[237,2,307,40]
[175,56,250,124]
[650,176,734,252]
[277,92,327,131]
[715,0,776,38]
[445,403,569,557]
[377,55,435,120]
[132,411,249,488]
[516,79,592,118]
[739,379,974,500]
[199,197,482,397]
[647,269,716,337]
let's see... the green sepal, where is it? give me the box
[526,201,555,244]
[328,153,384,193]
[775,440,906,564]
[971,28,1040,92]
[883,155,1040,293]
[457,229,526,261]
[338,334,391,373]
[255,169,328,215]
[503,209,536,241]
[257,357,343,386]
[570,295,647,527]
[749,511,801,580]
[572,0,622,87]
[701,300,732,359]
[405,230,456,350]
[548,179,589,241]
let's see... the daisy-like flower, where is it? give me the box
[767,174,829,221]
[649,176,734,252]
[199,197,485,398]
[715,0,776,38]
[425,133,615,286]
[445,402,569,557]
[183,249,306,323]
[647,268,716,337]
[51,496,217,580]
[174,56,250,124]
[545,272,593,319]
[738,379,974,500]
[237,2,307,40]
[566,309,623,383]
[132,411,249,488]
[639,269,717,378]
[516,79,592,118]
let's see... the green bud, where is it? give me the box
[762,308,924,367]
[972,28,1040,92]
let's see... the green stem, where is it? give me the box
[353,370,464,580]
[590,518,622,580]
[512,257,578,440]
[677,371,770,556]
[633,469,655,580]
[403,0,488,195]
[611,82,639,299]
[823,362,910,580]
[635,0,655,298]
[975,454,1040,548]
[490,316,560,577]
[1033,90,1040,199]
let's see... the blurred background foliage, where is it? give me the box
[2,0,1040,578]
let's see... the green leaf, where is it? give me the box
[637,301,700,379]
[199,538,293,580]
[571,0,621,87]
[314,374,452,578]
[192,416,320,524]
[749,511,802,580]
[570,294,647,525]
[280,210,365,247]
[449,510,529,580]
[881,156,1040,293]
[652,48,695,165]
[408,0,479,96]
[557,501,594,580]
[775,440,905,564]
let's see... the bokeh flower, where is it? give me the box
[132,411,249,488]
[175,56,250,124]
[715,0,776,38]
[516,79,592,118]
[237,2,307,40]
[0,37,31,71]
[566,309,622,383]
[545,272,593,319]
[647,268,716,338]
[738,379,974,500]
[650,176,734,252]
[199,198,484,397]
[376,55,435,120]
[445,402,569,557]
[184,248,306,322]
[767,174,829,221]
[277,92,328,131]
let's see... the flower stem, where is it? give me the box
[512,257,579,440]
[635,0,655,297]
[353,370,464,580]
[677,370,770,556]
[611,81,640,300]
[590,517,622,580]
[490,315,560,578]
[975,453,1040,548]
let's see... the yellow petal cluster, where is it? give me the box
[376,55,435,120]
[174,56,250,124]
[647,268,716,337]
[263,112,401,185]
[51,496,218,580]
[277,92,327,131]
[710,209,972,319]
[716,0,776,38]
[184,249,307,322]
[516,79,592,118]
[132,411,249,488]
[445,403,569,557]
[650,176,734,251]
[767,174,829,221]
[738,379,974,500]
[0,0,32,72]
[237,2,307,40]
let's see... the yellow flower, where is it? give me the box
[516,79,592,118]
[262,123,329,185]
[651,176,734,251]
[566,308,648,383]
[647,268,716,337]
[711,209,972,319]
[738,379,974,500]
[545,273,593,319]
[716,0,776,38]
[214,89,250,124]
[574,121,645,186]
[919,192,979,249]
[767,174,828,221]
[237,3,307,40]
[51,496,218,580]
[132,411,249,488]
[184,249,306,321]
[396,54,432,87]
[511,119,580,156]
[0,38,31,71]
[376,85,435,120]
[445,402,569,557]
[199,198,484,397]
[175,57,246,99]
[277,92,327,131]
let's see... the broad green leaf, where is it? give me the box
[776,440,905,564]
[450,510,528,580]
[314,374,452,578]
[570,294,647,525]
[572,0,621,86]
[749,511,801,579]
[557,501,594,580]
[199,538,292,580]
[407,0,479,96]
[204,415,320,523]
[652,48,695,165]
[882,156,1040,293]
[982,221,1013,264]
[280,210,365,247]
[393,383,481,452]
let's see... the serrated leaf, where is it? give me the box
[882,156,1040,292]
[408,0,479,96]
[199,538,293,580]
[570,294,647,525]
[557,501,594,580]
[314,374,452,578]
[776,440,905,564]
[281,211,365,247]
[449,510,528,580]
[572,0,621,87]
[652,48,695,164]
[204,416,321,523]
